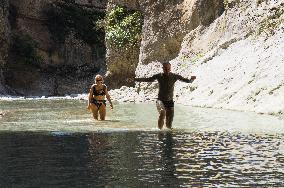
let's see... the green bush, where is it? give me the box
[224,0,240,9]
[10,33,43,66]
[106,5,143,48]
[44,0,105,46]
[256,8,284,36]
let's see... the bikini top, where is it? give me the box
[92,84,106,96]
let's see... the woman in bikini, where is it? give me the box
[87,75,113,120]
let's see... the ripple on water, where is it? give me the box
[0,130,284,186]
[1,100,284,186]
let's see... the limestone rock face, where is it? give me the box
[105,0,224,89]
[0,0,10,94]
[0,0,9,65]
[105,45,140,89]
[9,0,54,63]
[3,0,107,96]
[132,0,225,106]
[139,0,224,65]
[131,0,284,115]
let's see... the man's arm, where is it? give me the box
[134,74,158,82]
[176,74,196,83]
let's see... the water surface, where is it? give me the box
[1,99,284,187]
[1,99,283,133]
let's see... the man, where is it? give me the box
[135,62,196,129]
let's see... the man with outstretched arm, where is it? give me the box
[135,62,196,129]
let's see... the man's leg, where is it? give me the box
[158,110,166,129]
[165,107,174,129]
[156,100,166,129]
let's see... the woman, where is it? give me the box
[87,75,113,120]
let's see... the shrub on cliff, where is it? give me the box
[43,0,105,47]
[105,5,143,48]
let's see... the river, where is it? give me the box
[0,99,284,187]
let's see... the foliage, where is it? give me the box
[223,0,240,9]
[44,0,105,46]
[10,33,43,66]
[256,0,267,6]
[180,52,204,63]
[256,8,284,36]
[105,5,143,48]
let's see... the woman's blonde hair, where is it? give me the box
[94,74,103,84]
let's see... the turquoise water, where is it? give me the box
[1,99,284,187]
[0,99,283,133]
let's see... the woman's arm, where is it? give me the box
[87,86,94,109]
[105,86,113,109]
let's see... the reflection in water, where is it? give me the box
[87,133,112,186]
[158,131,180,186]
[1,100,284,186]
[0,132,92,187]
[0,131,284,187]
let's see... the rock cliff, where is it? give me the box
[111,0,284,115]
[1,0,107,96]
[1,0,283,116]
[139,0,224,64]
[105,0,224,89]
[0,0,10,94]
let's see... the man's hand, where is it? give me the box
[110,103,113,109]
[126,77,135,83]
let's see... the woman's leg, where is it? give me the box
[90,103,99,120]
[99,104,106,120]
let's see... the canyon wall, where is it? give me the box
[0,0,10,94]
[131,0,284,115]
[1,0,107,96]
